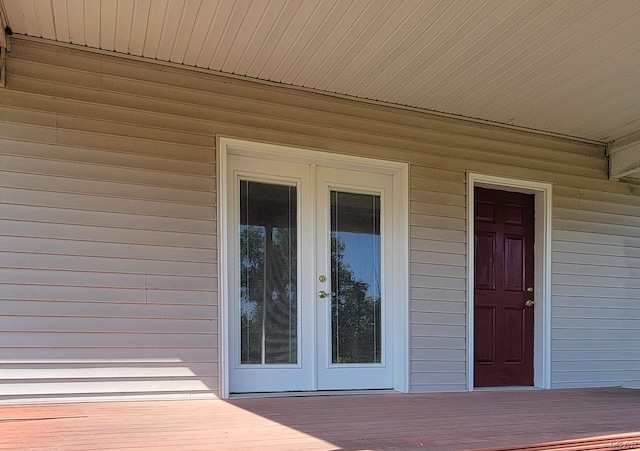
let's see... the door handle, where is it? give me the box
[525,299,534,307]
[318,290,334,299]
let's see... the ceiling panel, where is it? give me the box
[2,0,640,144]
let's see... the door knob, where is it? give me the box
[525,299,534,307]
[318,290,334,299]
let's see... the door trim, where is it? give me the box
[466,173,552,391]
[218,136,409,398]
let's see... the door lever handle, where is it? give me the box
[525,299,535,307]
[318,290,334,299]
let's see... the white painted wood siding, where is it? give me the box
[0,38,638,401]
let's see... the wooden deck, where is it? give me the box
[1,388,639,450]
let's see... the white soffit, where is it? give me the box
[1,0,640,145]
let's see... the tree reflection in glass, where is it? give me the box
[239,180,297,365]
[331,191,382,364]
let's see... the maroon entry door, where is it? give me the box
[474,187,534,387]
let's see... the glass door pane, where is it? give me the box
[239,180,297,365]
[330,191,381,364]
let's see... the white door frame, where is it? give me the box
[218,136,409,398]
[466,172,552,390]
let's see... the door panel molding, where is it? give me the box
[218,137,409,398]
[467,173,552,390]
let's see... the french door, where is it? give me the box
[227,155,395,393]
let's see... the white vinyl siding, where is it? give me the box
[0,37,638,401]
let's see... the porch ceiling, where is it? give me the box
[2,1,640,173]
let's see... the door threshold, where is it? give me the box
[229,389,398,399]
[474,386,542,392]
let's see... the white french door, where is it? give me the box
[315,167,394,390]
[226,154,395,394]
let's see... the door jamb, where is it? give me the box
[466,173,552,390]
[218,136,409,398]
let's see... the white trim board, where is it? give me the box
[466,173,552,391]
[217,136,410,398]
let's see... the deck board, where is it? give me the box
[1,388,639,450]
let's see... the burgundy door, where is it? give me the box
[474,187,534,387]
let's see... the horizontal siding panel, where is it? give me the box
[1,186,215,220]
[0,171,214,206]
[55,115,215,149]
[2,222,214,249]
[410,226,466,243]
[0,317,216,334]
[56,129,212,163]
[1,285,146,303]
[411,373,467,386]
[412,300,466,315]
[411,239,466,255]
[410,176,466,195]
[411,361,466,373]
[552,285,640,299]
[0,104,57,127]
[554,185,640,208]
[2,286,215,306]
[553,341,640,352]
[0,268,145,288]
[410,384,466,392]
[553,252,640,269]
[553,230,640,250]
[0,332,218,348]
[411,288,466,302]
[0,300,215,320]
[553,318,639,330]
[2,252,217,277]
[553,262,640,279]
[411,312,465,327]
[409,215,466,231]
[0,347,217,362]
[8,57,102,88]
[554,274,640,289]
[2,204,215,234]
[553,328,640,340]
[411,337,466,349]
[552,371,638,384]
[410,202,466,221]
[410,275,466,290]
[553,350,640,361]
[0,139,214,179]
[0,121,58,143]
[411,325,466,338]
[146,275,217,291]
[555,207,640,228]
[553,296,640,309]
[555,196,640,217]
[411,263,467,279]
[555,218,640,239]
[0,90,214,138]
[0,156,213,195]
[553,240,640,259]
[0,237,216,263]
[411,250,465,267]
[411,349,466,362]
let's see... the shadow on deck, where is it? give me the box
[1,387,639,450]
